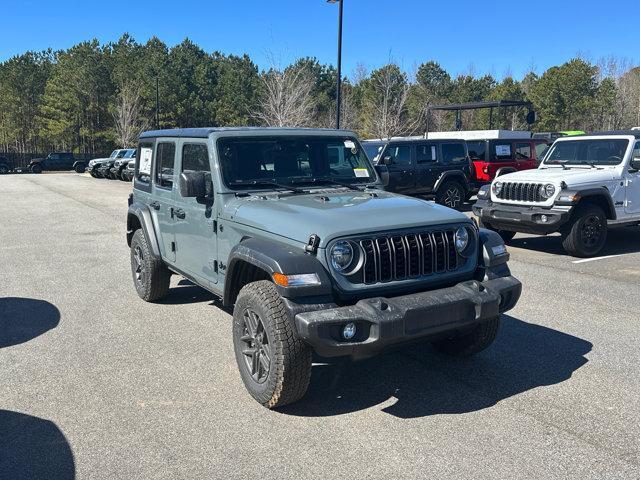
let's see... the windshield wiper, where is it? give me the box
[295,177,365,191]
[232,180,306,194]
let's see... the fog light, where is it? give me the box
[540,214,548,223]
[342,322,356,340]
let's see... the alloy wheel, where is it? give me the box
[239,308,271,384]
[580,214,603,248]
[133,245,145,284]
[443,187,462,208]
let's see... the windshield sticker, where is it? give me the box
[139,147,153,175]
[495,144,511,156]
[353,168,369,178]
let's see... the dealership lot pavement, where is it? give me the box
[1,173,639,479]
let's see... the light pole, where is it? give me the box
[327,0,343,129]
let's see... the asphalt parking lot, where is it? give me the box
[1,173,639,479]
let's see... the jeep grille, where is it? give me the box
[359,230,461,285]
[496,182,544,202]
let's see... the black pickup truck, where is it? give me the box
[27,152,86,173]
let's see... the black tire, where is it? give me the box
[130,229,171,302]
[233,280,312,408]
[432,317,500,356]
[435,181,465,210]
[74,163,85,174]
[478,219,516,243]
[31,164,42,174]
[89,170,98,178]
[0,164,9,174]
[561,204,607,257]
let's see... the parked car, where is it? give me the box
[88,149,129,178]
[98,149,133,179]
[110,149,136,180]
[473,130,640,257]
[127,127,521,408]
[362,138,472,210]
[121,159,135,181]
[0,156,12,174]
[27,152,86,173]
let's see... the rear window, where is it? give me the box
[155,142,176,189]
[492,143,513,161]
[416,144,437,163]
[441,143,466,163]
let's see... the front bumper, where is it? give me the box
[294,275,521,358]
[473,198,572,234]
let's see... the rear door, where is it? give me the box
[414,142,439,193]
[383,143,414,193]
[152,140,178,262]
[514,141,536,171]
[172,141,218,285]
[491,141,515,178]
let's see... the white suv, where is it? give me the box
[473,131,640,257]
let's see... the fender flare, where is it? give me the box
[433,171,469,193]
[127,202,161,258]
[495,167,516,178]
[224,237,333,305]
[72,160,86,169]
[556,187,617,220]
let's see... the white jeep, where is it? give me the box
[473,131,640,257]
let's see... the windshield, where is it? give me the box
[124,149,135,158]
[217,136,377,190]
[363,142,385,162]
[544,139,629,166]
[115,150,127,158]
[109,150,118,158]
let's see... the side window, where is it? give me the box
[155,142,176,189]
[633,141,640,158]
[182,143,210,172]
[493,142,513,161]
[515,143,532,159]
[416,144,437,163]
[535,142,550,160]
[442,143,466,163]
[467,141,486,161]
[384,145,411,165]
[137,142,153,183]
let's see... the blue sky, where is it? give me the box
[2,0,639,79]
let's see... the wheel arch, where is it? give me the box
[573,188,616,220]
[434,171,469,193]
[127,203,162,257]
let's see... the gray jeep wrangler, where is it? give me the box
[126,127,522,408]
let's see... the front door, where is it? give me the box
[152,140,178,262]
[625,140,640,215]
[414,142,439,193]
[515,141,536,171]
[173,141,218,285]
[383,144,413,193]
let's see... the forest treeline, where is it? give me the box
[1,34,639,154]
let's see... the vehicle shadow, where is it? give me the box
[158,279,217,305]
[509,226,640,256]
[0,410,75,479]
[280,315,592,418]
[0,297,60,349]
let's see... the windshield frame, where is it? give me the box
[215,135,379,191]
[542,137,631,167]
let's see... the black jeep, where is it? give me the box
[28,152,86,174]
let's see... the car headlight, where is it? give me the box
[492,181,503,195]
[330,241,355,273]
[455,227,469,253]
[540,183,556,199]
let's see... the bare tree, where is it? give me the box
[255,62,315,127]
[112,83,148,148]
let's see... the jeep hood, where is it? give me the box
[499,167,618,187]
[225,190,469,246]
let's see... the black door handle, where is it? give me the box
[172,207,186,219]
[149,201,160,210]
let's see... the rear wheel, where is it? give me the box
[432,317,500,356]
[561,205,607,257]
[478,219,516,243]
[435,181,465,210]
[30,164,42,174]
[0,164,9,174]
[233,281,312,408]
[130,229,171,302]
[74,163,85,173]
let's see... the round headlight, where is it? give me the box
[455,227,469,253]
[492,181,503,195]
[540,183,556,199]
[330,241,354,273]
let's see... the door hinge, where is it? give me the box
[213,260,218,273]
[213,220,218,233]
[171,241,176,252]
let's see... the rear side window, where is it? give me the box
[384,145,411,165]
[493,143,513,161]
[182,144,209,172]
[467,141,486,161]
[155,142,176,189]
[416,144,437,163]
[137,142,153,183]
[441,143,466,163]
[515,143,532,159]
[633,141,640,158]
[535,142,550,160]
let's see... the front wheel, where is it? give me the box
[561,205,607,257]
[74,163,85,173]
[130,229,171,302]
[435,181,465,210]
[432,317,500,356]
[0,164,9,174]
[233,281,312,408]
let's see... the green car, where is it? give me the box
[126,127,522,408]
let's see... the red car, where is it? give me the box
[466,138,550,189]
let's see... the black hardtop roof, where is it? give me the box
[139,127,355,139]
[364,138,467,145]
[580,130,640,139]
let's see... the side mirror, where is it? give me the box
[630,157,640,172]
[381,155,393,165]
[374,165,390,187]
[179,171,212,198]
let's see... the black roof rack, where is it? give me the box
[426,100,535,131]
